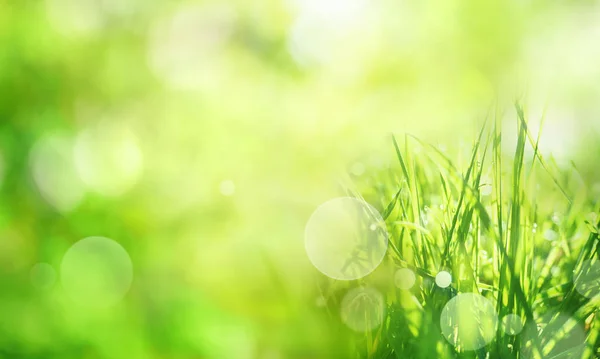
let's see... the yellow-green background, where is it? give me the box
[1,0,600,357]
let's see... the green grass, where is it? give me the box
[322,103,600,358]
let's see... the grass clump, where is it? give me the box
[319,104,600,358]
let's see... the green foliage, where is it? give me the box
[332,106,600,358]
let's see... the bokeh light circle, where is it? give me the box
[74,121,143,197]
[29,134,85,212]
[501,314,524,335]
[395,268,416,290]
[148,3,235,90]
[305,197,388,280]
[219,180,236,196]
[30,262,57,290]
[435,271,452,288]
[440,293,498,351]
[543,229,558,241]
[340,287,386,332]
[573,259,600,299]
[520,312,585,358]
[60,236,133,307]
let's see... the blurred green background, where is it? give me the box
[2,0,600,358]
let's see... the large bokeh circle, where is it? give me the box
[341,287,386,332]
[305,197,388,280]
[440,293,498,351]
[61,236,133,308]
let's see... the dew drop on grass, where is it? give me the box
[395,268,416,290]
[435,271,452,288]
[573,259,600,299]
[61,236,133,308]
[30,262,57,290]
[501,314,524,335]
[305,197,388,280]
[440,293,498,351]
[340,287,386,332]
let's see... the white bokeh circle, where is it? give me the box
[305,197,388,280]
[74,121,143,197]
[219,180,235,196]
[573,259,600,299]
[29,134,86,212]
[341,287,386,332]
[435,271,452,288]
[501,314,524,336]
[60,236,133,307]
[440,293,498,351]
[147,3,235,90]
[395,268,416,290]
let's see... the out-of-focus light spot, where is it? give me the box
[543,229,558,242]
[350,162,365,176]
[286,0,371,68]
[60,236,133,307]
[45,0,104,36]
[440,293,498,351]
[74,121,143,197]
[148,4,235,90]
[305,197,388,280]
[501,314,524,336]
[287,15,333,67]
[501,109,580,165]
[30,262,57,290]
[520,312,585,358]
[286,0,367,19]
[435,271,452,288]
[395,268,416,290]
[340,287,385,332]
[219,180,236,196]
[573,259,600,299]
[551,212,562,224]
[29,134,86,212]
[480,184,493,197]
[45,0,137,36]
